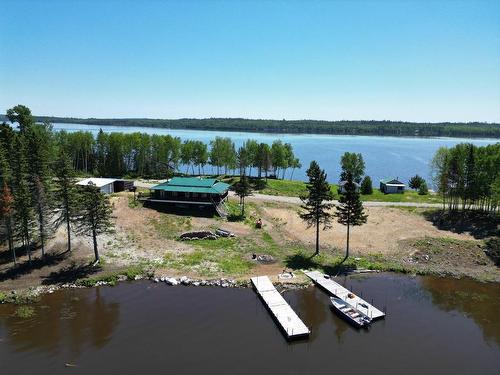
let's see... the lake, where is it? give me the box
[52,123,497,185]
[0,274,498,375]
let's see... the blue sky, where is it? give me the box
[1,0,499,122]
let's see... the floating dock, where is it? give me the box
[251,276,310,340]
[304,270,385,320]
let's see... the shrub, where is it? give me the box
[418,182,429,195]
[360,176,373,195]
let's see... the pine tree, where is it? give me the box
[234,174,253,216]
[26,122,53,259]
[299,161,334,256]
[0,144,15,264]
[53,149,78,252]
[409,174,424,190]
[75,182,114,263]
[335,172,368,264]
[0,182,15,264]
[418,181,428,195]
[11,134,35,263]
[360,176,373,195]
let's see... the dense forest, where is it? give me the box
[1,115,498,138]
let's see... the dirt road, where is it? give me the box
[135,180,443,208]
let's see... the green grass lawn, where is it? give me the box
[256,178,441,204]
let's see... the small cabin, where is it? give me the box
[76,178,133,194]
[148,177,230,216]
[338,180,360,194]
[380,178,405,194]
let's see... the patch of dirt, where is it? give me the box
[260,206,476,255]
[398,237,499,281]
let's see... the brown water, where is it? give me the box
[0,274,499,375]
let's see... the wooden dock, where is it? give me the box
[251,276,310,340]
[304,270,385,320]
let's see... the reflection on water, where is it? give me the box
[0,276,498,375]
[420,276,500,345]
[0,288,119,359]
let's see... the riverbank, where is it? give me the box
[0,191,498,304]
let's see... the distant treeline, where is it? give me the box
[2,115,499,138]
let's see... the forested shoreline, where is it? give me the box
[1,115,499,138]
[431,143,499,213]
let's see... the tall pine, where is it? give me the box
[54,149,78,252]
[335,172,368,264]
[299,161,334,255]
[75,182,114,263]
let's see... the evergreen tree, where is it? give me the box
[75,182,114,263]
[0,142,14,263]
[335,172,368,264]
[53,149,79,252]
[299,161,334,255]
[11,134,35,263]
[234,174,253,216]
[409,174,425,190]
[418,181,428,195]
[360,176,373,195]
[25,122,53,259]
[0,182,15,264]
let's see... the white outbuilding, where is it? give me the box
[76,178,118,194]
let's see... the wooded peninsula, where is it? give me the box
[2,115,499,138]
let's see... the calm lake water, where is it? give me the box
[0,274,498,375]
[52,123,498,185]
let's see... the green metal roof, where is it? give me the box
[151,177,230,194]
[380,177,405,185]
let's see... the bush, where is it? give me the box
[418,182,429,195]
[409,174,425,190]
[360,176,373,195]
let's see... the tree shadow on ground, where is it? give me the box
[0,245,29,266]
[41,262,102,285]
[227,213,245,222]
[284,253,356,276]
[423,210,499,239]
[0,252,69,282]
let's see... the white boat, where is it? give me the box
[329,296,372,328]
